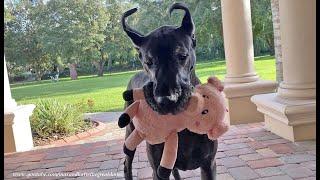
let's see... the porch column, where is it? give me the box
[4,57,17,113]
[4,55,35,153]
[221,0,277,125]
[251,0,316,141]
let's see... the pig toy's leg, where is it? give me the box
[123,129,144,158]
[123,88,145,101]
[118,101,140,128]
[157,132,178,179]
[123,82,154,101]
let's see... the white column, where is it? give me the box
[4,55,17,113]
[251,0,316,142]
[220,0,277,125]
[4,55,35,153]
[276,0,316,99]
[221,0,259,83]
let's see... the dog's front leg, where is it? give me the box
[200,159,217,180]
[145,143,167,180]
[172,168,181,180]
[123,123,135,180]
[123,155,134,180]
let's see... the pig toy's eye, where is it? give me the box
[202,95,209,99]
[201,109,209,115]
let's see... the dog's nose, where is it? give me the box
[154,85,181,104]
[155,95,178,106]
[155,93,179,104]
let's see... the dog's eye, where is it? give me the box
[190,65,194,71]
[201,109,209,115]
[178,54,188,61]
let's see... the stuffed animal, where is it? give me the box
[118,76,229,179]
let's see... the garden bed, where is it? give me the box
[32,120,107,146]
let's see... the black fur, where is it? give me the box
[157,166,172,179]
[118,113,131,128]
[123,144,136,158]
[123,89,134,101]
[122,3,218,180]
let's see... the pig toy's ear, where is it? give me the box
[185,95,200,115]
[207,76,224,92]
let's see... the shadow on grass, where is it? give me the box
[254,55,275,61]
[89,107,124,113]
[11,70,142,88]
[11,74,136,101]
[196,69,227,78]
[12,84,127,101]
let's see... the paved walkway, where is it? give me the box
[4,113,316,180]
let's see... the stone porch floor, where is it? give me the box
[4,113,316,180]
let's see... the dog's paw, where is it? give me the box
[123,89,133,101]
[157,166,171,179]
[118,113,131,128]
[123,144,136,157]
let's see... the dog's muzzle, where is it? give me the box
[155,89,180,104]
[155,94,178,103]
[143,82,192,115]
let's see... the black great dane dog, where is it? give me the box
[121,3,218,180]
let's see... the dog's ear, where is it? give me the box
[169,3,195,37]
[122,8,145,47]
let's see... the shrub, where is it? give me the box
[30,99,91,138]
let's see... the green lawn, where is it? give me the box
[11,55,276,112]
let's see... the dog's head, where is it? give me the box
[122,3,196,114]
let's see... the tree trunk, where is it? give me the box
[271,0,283,82]
[35,72,42,81]
[98,48,106,76]
[97,60,105,76]
[107,58,112,72]
[68,63,78,80]
[266,35,275,56]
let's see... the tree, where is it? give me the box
[4,0,53,81]
[37,0,80,80]
[40,0,132,77]
[131,0,224,60]
[4,0,276,81]
[103,0,135,72]
[251,0,274,56]
[78,0,109,76]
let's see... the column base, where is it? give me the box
[4,104,36,153]
[223,80,277,125]
[251,93,316,142]
[4,113,15,153]
[277,82,316,99]
[224,72,260,83]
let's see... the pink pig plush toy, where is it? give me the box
[118,76,229,179]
